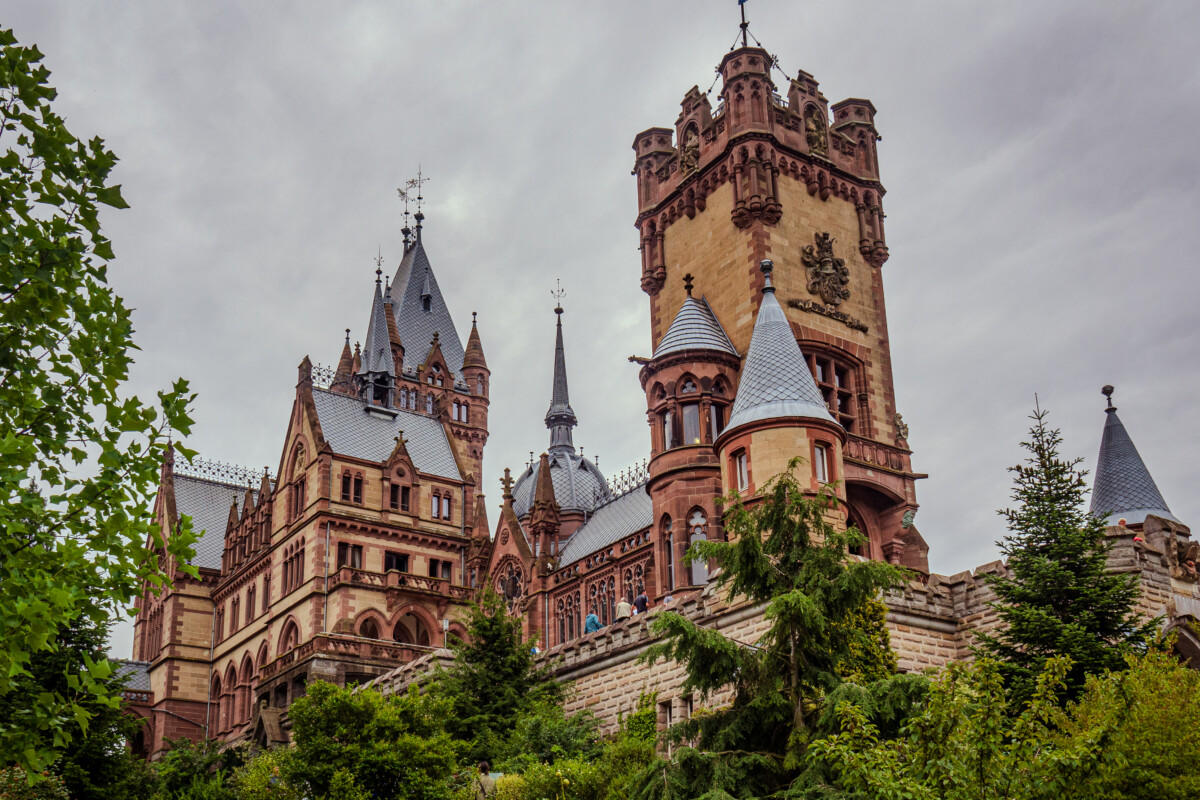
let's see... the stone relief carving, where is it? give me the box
[894,413,910,444]
[680,128,699,172]
[804,105,827,154]
[801,232,851,306]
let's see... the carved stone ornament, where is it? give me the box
[801,232,851,306]
[901,509,916,530]
[804,105,828,155]
[680,128,700,172]
[894,413,910,443]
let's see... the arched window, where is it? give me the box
[360,618,380,639]
[557,599,566,645]
[426,394,434,414]
[476,377,484,395]
[565,595,575,639]
[663,517,676,591]
[280,621,299,653]
[688,509,709,586]
[462,403,469,423]
[453,401,461,421]
[422,296,432,312]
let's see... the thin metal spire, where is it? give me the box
[545,282,577,453]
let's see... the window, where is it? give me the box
[426,394,434,413]
[709,404,724,441]
[422,296,432,312]
[461,403,469,423]
[681,379,697,393]
[384,551,409,573]
[247,586,256,620]
[441,495,452,521]
[431,494,440,518]
[662,410,674,449]
[230,598,239,632]
[216,608,225,642]
[337,543,363,570]
[682,404,701,445]
[735,451,749,491]
[389,484,401,510]
[476,377,484,395]
[814,443,829,483]
[688,509,708,586]
[428,559,452,582]
[341,474,351,502]
[292,477,305,519]
[806,352,859,431]
[401,486,411,511]
[453,401,460,420]
[352,476,363,505]
[429,558,440,578]
[664,518,676,592]
[442,561,452,581]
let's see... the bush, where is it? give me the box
[0,768,69,800]
[495,701,602,772]
[513,760,605,800]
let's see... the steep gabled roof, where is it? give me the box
[556,485,653,566]
[389,231,466,381]
[725,266,836,435]
[174,474,259,570]
[310,388,460,480]
[654,294,737,359]
[1091,391,1177,526]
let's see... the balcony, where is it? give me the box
[329,566,472,601]
[259,632,434,681]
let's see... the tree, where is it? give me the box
[435,587,562,762]
[975,405,1157,704]
[633,459,912,799]
[0,615,150,800]
[811,657,1106,800]
[0,28,196,772]
[279,681,459,800]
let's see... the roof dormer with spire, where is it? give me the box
[1091,385,1179,528]
[356,267,397,408]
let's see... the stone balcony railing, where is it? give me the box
[329,566,472,601]
[259,632,435,681]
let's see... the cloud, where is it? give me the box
[8,1,1197,657]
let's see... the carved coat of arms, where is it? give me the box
[801,232,850,306]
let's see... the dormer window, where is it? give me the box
[422,296,432,312]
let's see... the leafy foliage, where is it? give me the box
[494,700,602,772]
[0,767,69,800]
[0,27,196,773]
[633,459,910,798]
[435,588,562,762]
[280,681,459,800]
[975,406,1157,704]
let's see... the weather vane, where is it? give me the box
[551,278,566,313]
[397,166,430,230]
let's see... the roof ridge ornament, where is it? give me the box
[1102,384,1116,412]
[760,259,775,293]
[683,272,694,296]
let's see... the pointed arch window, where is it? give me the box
[663,517,676,591]
[426,394,435,414]
[422,296,432,313]
[246,585,256,620]
[688,509,709,586]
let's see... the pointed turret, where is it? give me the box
[723,261,837,436]
[384,297,405,368]
[1090,386,1177,526]
[464,312,488,371]
[546,305,578,453]
[529,452,561,573]
[389,215,467,381]
[331,329,355,395]
[357,269,396,406]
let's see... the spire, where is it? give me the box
[351,341,361,374]
[464,312,488,371]
[654,274,738,359]
[545,301,578,453]
[331,329,355,395]
[533,452,557,510]
[389,221,467,379]
[724,260,837,436]
[358,268,396,378]
[1090,385,1177,526]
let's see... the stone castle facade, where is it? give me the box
[125,32,1197,757]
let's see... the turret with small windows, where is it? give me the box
[640,272,741,599]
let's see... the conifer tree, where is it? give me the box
[633,459,910,799]
[975,405,1157,704]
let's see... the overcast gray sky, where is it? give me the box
[8,2,1198,658]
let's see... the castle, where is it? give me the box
[124,27,1198,758]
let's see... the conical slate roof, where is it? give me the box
[463,315,487,370]
[724,265,836,436]
[1090,391,1176,526]
[389,227,466,381]
[654,294,737,359]
[358,272,395,377]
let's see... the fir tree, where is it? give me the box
[434,587,561,762]
[632,459,911,799]
[975,404,1158,704]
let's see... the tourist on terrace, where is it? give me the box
[615,597,632,621]
[633,590,648,615]
[584,608,603,633]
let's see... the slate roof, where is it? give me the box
[311,388,461,481]
[557,485,653,566]
[359,275,396,377]
[113,660,152,692]
[1090,406,1177,526]
[389,233,466,381]
[654,295,737,359]
[724,285,836,435]
[511,449,610,518]
[174,474,257,570]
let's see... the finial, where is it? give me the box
[345,328,350,344]
[501,467,514,498]
[551,278,566,315]
[472,311,478,326]
[1102,384,1116,412]
[683,273,694,296]
[739,0,749,48]
[760,259,775,293]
